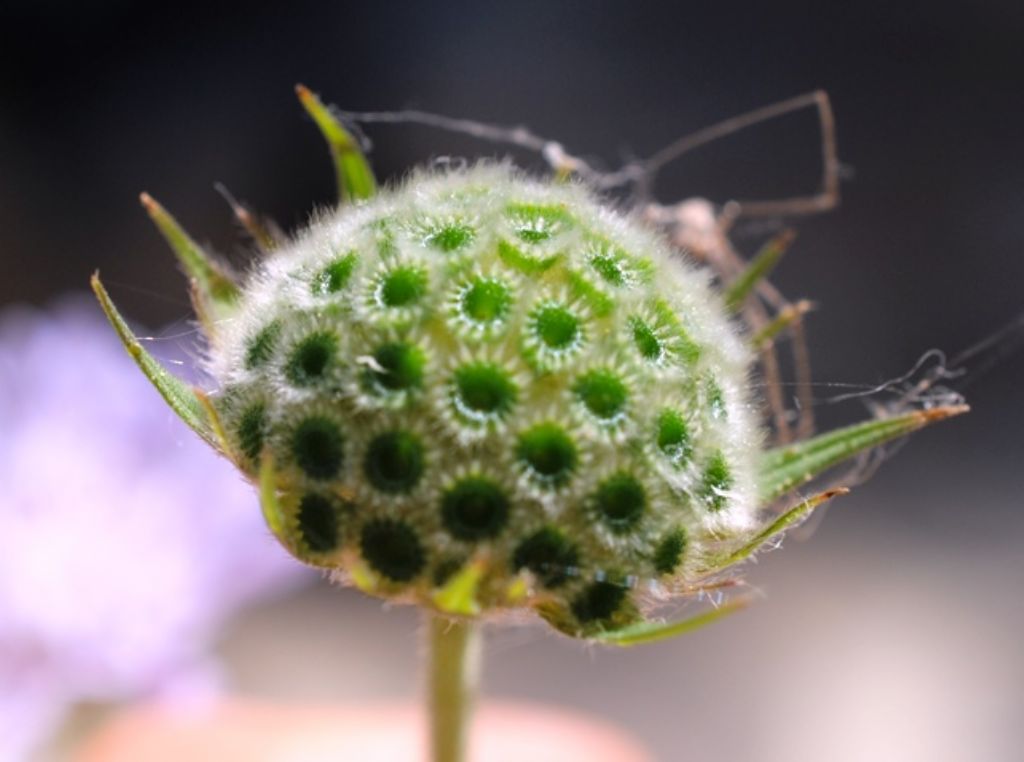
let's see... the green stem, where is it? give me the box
[427,613,482,762]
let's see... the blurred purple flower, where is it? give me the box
[0,297,311,759]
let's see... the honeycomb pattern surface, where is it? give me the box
[211,165,758,634]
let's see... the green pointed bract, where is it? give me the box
[258,451,287,538]
[215,182,282,253]
[139,192,240,330]
[758,405,969,502]
[296,84,377,203]
[594,596,751,647]
[724,229,795,313]
[751,299,814,347]
[704,488,847,573]
[193,388,234,457]
[90,273,219,449]
[433,559,486,616]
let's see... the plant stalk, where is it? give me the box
[427,613,482,762]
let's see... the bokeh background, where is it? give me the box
[2,2,1022,760]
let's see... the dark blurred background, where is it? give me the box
[3,2,1022,760]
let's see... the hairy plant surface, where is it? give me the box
[92,86,965,643]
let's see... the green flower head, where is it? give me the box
[92,86,965,643]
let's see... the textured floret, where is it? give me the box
[209,164,760,634]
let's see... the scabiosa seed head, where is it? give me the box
[202,165,759,632]
[93,87,966,642]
